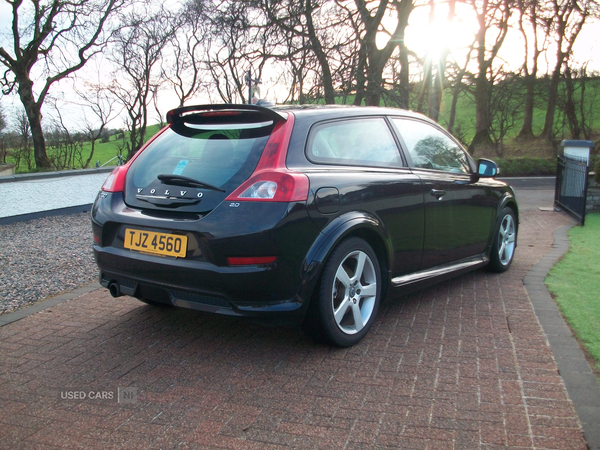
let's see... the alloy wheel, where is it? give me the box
[331,250,378,335]
[498,214,516,266]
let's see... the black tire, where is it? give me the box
[487,207,517,273]
[304,237,382,347]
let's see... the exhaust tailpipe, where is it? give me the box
[108,282,122,298]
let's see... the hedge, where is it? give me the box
[494,157,556,177]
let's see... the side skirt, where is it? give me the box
[391,255,489,288]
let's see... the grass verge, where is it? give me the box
[546,213,600,371]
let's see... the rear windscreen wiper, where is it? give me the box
[157,174,226,192]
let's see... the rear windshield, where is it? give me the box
[129,124,273,191]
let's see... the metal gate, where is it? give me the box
[555,155,589,225]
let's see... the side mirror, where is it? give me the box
[477,159,499,177]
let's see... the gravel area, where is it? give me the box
[0,212,97,315]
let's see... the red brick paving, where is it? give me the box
[0,210,587,449]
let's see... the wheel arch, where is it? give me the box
[300,212,392,305]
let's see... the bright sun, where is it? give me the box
[406,3,479,64]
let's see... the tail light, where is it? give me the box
[101,165,129,193]
[225,114,309,202]
[226,170,309,202]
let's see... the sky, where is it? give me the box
[1,0,599,131]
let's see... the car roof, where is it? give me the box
[272,104,438,127]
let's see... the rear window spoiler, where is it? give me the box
[166,104,288,127]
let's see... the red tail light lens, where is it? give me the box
[101,166,128,193]
[226,170,309,202]
[225,114,309,202]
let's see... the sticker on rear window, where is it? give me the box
[173,160,189,175]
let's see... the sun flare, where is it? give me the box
[407,5,478,64]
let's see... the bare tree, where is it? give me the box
[74,81,121,167]
[444,44,475,134]
[560,65,598,140]
[489,72,522,156]
[0,0,123,169]
[108,9,176,159]
[349,0,416,107]
[575,67,599,140]
[259,0,353,104]
[11,109,33,171]
[201,1,261,104]
[265,0,353,103]
[541,0,597,142]
[164,0,210,107]
[428,0,456,121]
[515,0,550,139]
[45,102,84,170]
[0,104,7,164]
[466,0,513,156]
[0,104,5,134]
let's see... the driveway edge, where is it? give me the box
[524,223,600,450]
[0,282,101,327]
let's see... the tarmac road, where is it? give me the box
[499,177,555,212]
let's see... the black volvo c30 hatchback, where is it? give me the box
[92,104,518,346]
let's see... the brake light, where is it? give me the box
[227,170,309,202]
[101,165,128,193]
[226,114,309,202]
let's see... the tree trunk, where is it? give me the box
[17,77,51,169]
[517,73,536,139]
[563,66,580,139]
[428,0,455,122]
[305,0,335,104]
[447,81,462,133]
[429,57,447,122]
[397,44,410,109]
[396,2,411,109]
[541,61,562,141]
[470,70,494,155]
[353,48,367,106]
[417,60,431,113]
[365,60,385,106]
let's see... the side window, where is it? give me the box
[392,118,471,174]
[307,118,402,167]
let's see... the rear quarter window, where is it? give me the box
[306,117,403,168]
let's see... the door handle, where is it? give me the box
[430,189,446,200]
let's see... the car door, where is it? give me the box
[391,117,497,269]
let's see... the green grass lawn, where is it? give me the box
[7,124,164,173]
[87,124,162,167]
[546,213,600,371]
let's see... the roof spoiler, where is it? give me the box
[166,104,287,125]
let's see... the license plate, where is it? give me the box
[124,228,187,258]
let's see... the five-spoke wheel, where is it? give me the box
[305,237,381,347]
[488,207,517,272]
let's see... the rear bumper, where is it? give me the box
[91,192,324,325]
[95,246,313,326]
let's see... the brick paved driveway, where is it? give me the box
[0,210,587,449]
